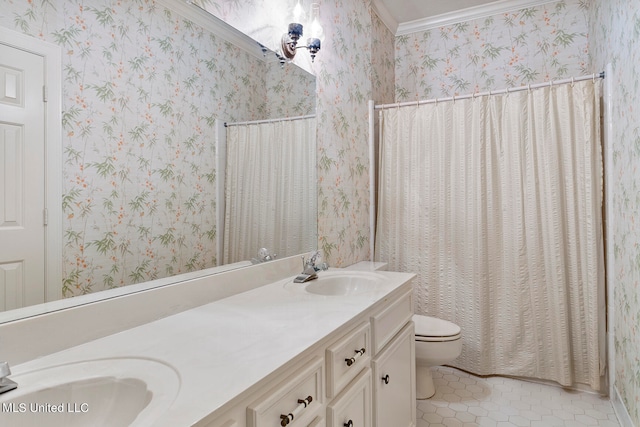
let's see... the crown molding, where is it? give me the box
[371,0,399,35]
[156,0,266,60]
[396,0,560,36]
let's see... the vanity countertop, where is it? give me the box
[7,268,414,426]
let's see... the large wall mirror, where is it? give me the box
[0,0,317,322]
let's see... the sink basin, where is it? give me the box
[289,271,388,296]
[0,357,180,427]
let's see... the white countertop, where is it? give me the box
[6,269,414,426]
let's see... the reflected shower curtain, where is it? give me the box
[375,80,604,389]
[224,117,316,264]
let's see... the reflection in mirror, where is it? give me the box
[223,116,316,264]
[0,0,316,322]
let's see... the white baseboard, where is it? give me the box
[612,386,635,427]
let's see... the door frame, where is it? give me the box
[0,27,62,303]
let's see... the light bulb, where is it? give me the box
[309,3,324,42]
[293,0,306,23]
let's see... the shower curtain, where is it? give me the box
[375,80,604,390]
[223,117,316,264]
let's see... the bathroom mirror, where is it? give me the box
[0,1,317,322]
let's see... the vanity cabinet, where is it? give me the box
[198,278,415,427]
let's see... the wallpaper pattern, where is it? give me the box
[2,0,312,297]
[395,0,590,100]
[589,1,640,424]
[5,2,634,421]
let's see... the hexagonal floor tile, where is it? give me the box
[416,367,620,427]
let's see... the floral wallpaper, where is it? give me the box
[1,0,313,297]
[589,1,640,424]
[6,1,634,421]
[395,0,590,100]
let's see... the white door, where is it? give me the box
[0,43,46,311]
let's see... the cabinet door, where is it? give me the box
[326,368,371,427]
[372,323,415,427]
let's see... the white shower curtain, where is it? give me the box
[223,117,316,264]
[375,80,604,390]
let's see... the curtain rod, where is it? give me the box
[374,72,605,110]
[224,114,315,127]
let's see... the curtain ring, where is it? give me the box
[571,77,575,87]
[527,84,531,93]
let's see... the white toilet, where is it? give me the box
[413,314,462,399]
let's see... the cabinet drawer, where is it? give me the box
[326,368,372,427]
[370,289,413,355]
[326,322,371,399]
[247,357,324,427]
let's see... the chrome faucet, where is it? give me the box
[0,362,17,394]
[251,247,277,264]
[293,251,329,283]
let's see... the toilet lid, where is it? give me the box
[413,314,461,338]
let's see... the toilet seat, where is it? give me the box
[413,314,461,342]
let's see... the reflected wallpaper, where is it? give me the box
[2,0,313,296]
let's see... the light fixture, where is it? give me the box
[280,2,323,63]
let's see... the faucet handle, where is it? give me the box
[0,361,17,394]
[307,250,321,266]
[316,262,329,271]
[0,362,11,379]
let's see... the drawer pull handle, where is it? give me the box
[382,374,390,384]
[279,395,313,426]
[344,421,354,427]
[344,348,366,366]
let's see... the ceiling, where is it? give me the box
[372,0,558,35]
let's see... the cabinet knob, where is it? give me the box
[382,374,390,384]
[344,421,353,427]
[280,414,292,426]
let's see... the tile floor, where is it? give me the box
[416,366,620,427]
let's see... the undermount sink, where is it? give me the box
[287,271,388,296]
[0,357,180,427]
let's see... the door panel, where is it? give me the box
[0,43,46,310]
